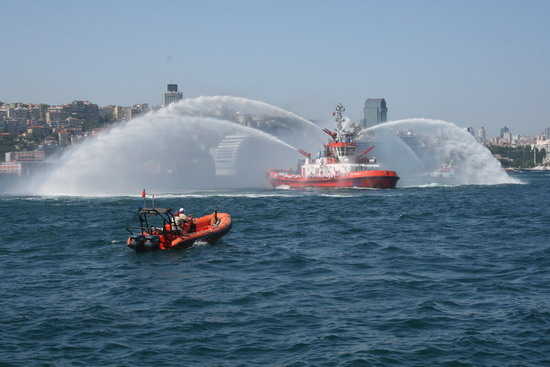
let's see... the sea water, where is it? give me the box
[1,171,549,366]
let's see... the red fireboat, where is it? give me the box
[267,104,399,189]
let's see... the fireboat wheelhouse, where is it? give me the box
[267,103,399,189]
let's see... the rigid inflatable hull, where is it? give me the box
[170,213,232,249]
[127,212,232,252]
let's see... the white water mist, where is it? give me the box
[363,118,520,186]
[24,97,318,196]
[16,99,518,196]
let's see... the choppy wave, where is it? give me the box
[1,172,549,366]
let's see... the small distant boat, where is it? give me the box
[126,208,232,252]
[266,103,400,189]
[528,165,550,171]
[430,163,457,178]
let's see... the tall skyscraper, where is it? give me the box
[162,84,183,106]
[500,126,510,138]
[503,131,512,143]
[361,98,387,129]
[545,127,550,139]
[478,126,486,141]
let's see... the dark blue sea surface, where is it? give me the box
[1,172,549,366]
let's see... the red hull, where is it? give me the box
[267,170,399,189]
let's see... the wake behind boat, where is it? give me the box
[267,104,399,189]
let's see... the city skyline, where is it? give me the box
[1,0,549,138]
[2,87,546,141]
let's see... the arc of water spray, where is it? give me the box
[26,96,340,195]
[237,123,299,152]
[358,118,520,185]
[170,96,324,133]
[170,96,321,156]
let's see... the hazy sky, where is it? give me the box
[2,0,549,137]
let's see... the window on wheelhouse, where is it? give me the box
[334,146,356,156]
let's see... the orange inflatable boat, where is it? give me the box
[126,208,232,252]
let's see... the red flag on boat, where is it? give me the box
[141,189,146,198]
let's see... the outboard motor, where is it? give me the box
[144,235,161,251]
[128,234,146,251]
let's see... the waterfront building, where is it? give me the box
[5,150,45,162]
[1,150,47,176]
[162,84,183,106]
[532,137,550,165]
[361,98,387,129]
[0,162,22,175]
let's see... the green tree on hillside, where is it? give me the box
[487,146,536,168]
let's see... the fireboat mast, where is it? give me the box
[333,103,345,142]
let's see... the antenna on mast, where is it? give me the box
[332,103,346,141]
[334,103,345,129]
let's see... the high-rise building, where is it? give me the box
[162,84,183,106]
[478,126,486,141]
[500,126,510,138]
[503,131,512,143]
[545,127,550,139]
[361,98,387,129]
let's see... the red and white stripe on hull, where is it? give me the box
[267,169,399,189]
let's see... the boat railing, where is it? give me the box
[127,208,177,236]
[126,224,172,235]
